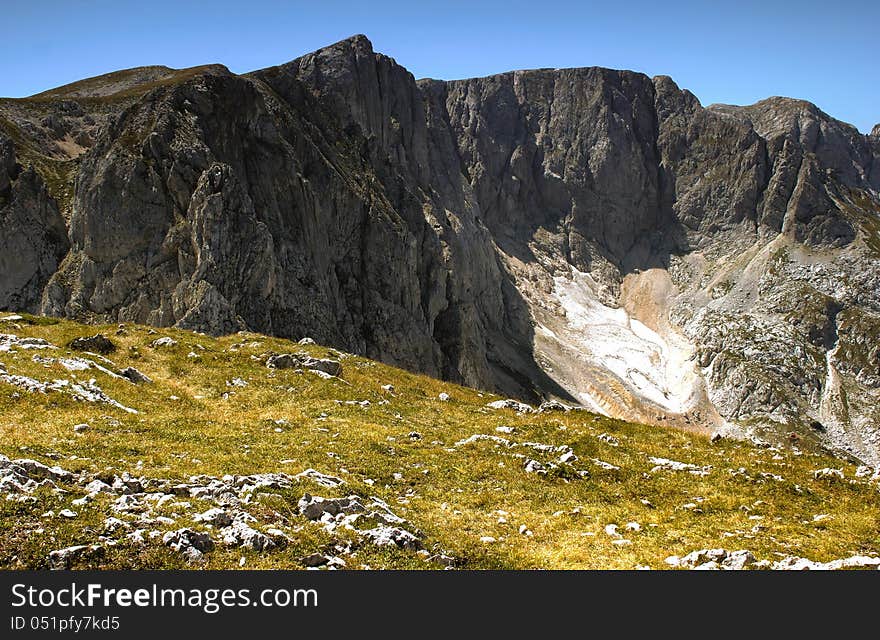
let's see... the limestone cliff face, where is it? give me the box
[0,134,69,312]
[2,35,879,463]
[34,38,552,402]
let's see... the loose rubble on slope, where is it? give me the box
[665,548,880,571]
[0,334,138,413]
[0,453,440,570]
[648,457,712,477]
[454,433,594,478]
[266,353,343,377]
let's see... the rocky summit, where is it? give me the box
[1,35,879,465]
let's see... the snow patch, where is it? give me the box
[549,269,701,415]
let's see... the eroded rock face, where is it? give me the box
[0,134,69,313]
[2,35,880,462]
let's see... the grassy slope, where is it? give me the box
[0,314,878,570]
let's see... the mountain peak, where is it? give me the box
[306,33,375,59]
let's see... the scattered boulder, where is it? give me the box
[219,520,276,551]
[103,517,131,535]
[181,546,207,566]
[266,353,342,377]
[111,472,144,494]
[679,549,728,568]
[120,367,152,384]
[361,526,422,551]
[295,492,419,551]
[47,544,104,570]
[298,338,316,345]
[772,554,880,570]
[604,524,621,538]
[438,392,450,401]
[648,457,712,476]
[111,494,144,513]
[523,459,547,474]
[73,423,89,433]
[69,334,115,354]
[486,399,535,413]
[162,528,215,554]
[670,548,757,570]
[10,458,73,483]
[812,468,844,482]
[722,550,757,570]
[84,479,114,495]
[428,553,456,567]
[591,458,620,471]
[194,508,233,527]
[538,400,569,412]
[295,469,345,488]
[150,337,177,348]
[301,553,329,567]
[0,373,138,413]
[297,494,366,520]
[0,334,55,351]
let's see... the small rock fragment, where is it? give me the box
[194,508,233,528]
[486,399,534,413]
[120,367,152,384]
[301,553,329,567]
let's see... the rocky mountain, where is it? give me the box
[2,35,879,464]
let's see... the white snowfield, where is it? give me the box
[535,267,704,422]
[530,267,721,428]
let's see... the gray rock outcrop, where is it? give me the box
[0,134,69,312]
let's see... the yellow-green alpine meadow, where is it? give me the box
[1,313,878,570]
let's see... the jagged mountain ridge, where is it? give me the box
[2,35,879,463]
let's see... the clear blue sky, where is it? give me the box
[2,0,877,132]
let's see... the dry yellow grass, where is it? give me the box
[0,314,878,570]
